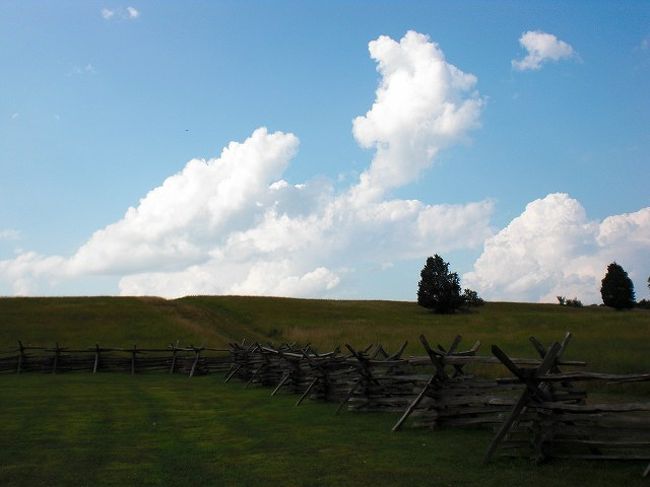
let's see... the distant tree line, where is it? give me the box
[417,255,649,313]
[553,262,650,311]
[556,296,583,308]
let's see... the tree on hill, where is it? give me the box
[600,262,635,310]
[462,288,484,307]
[417,255,464,314]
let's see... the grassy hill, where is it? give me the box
[1,296,649,374]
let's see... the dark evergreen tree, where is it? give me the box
[417,255,463,314]
[600,262,635,310]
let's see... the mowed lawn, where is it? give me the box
[0,374,648,487]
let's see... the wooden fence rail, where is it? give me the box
[2,332,648,477]
[483,343,650,477]
[223,333,649,477]
[0,342,231,376]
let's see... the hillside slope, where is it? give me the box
[1,296,648,373]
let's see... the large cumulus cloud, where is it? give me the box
[464,193,650,303]
[0,31,492,298]
[352,31,482,200]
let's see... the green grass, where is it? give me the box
[179,297,650,374]
[0,297,227,349]
[0,374,647,487]
[0,296,649,485]
[2,296,649,373]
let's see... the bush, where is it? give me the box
[462,288,484,307]
[637,299,650,310]
[600,262,635,310]
[557,296,583,308]
[417,255,463,314]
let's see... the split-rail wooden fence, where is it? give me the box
[225,333,649,477]
[2,333,648,477]
[0,341,231,376]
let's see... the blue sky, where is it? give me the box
[1,1,649,302]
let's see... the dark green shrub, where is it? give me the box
[462,288,484,307]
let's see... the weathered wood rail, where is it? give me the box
[2,333,648,477]
[227,334,587,431]
[0,341,231,376]
[483,342,650,477]
[224,334,649,477]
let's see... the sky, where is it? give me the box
[1,1,649,303]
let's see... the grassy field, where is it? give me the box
[2,296,649,373]
[1,374,648,487]
[0,296,649,486]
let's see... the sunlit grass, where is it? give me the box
[2,296,648,376]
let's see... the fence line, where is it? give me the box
[225,334,649,477]
[0,341,230,376]
[2,334,648,476]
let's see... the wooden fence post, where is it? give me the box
[131,345,137,375]
[419,335,448,380]
[16,340,24,374]
[336,379,361,414]
[93,344,100,374]
[484,343,562,463]
[392,375,436,431]
[189,347,201,378]
[271,373,291,397]
[52,342,60,374]
[296,377,319,406]
[169,343,177,375]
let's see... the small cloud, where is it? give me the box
[102,6,140,21]
[68,64,96,76]
[0,229,21,241]
[512,30,576,71]
[11,112,19,120]
[641,37,649,51]
[54,114,61,121]
[81,63,96,74]
[101,8,114,20]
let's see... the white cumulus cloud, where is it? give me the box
[352,31,483,200]
[0,31,492,298]
[464,193,650,304]
[512,31,575,71]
